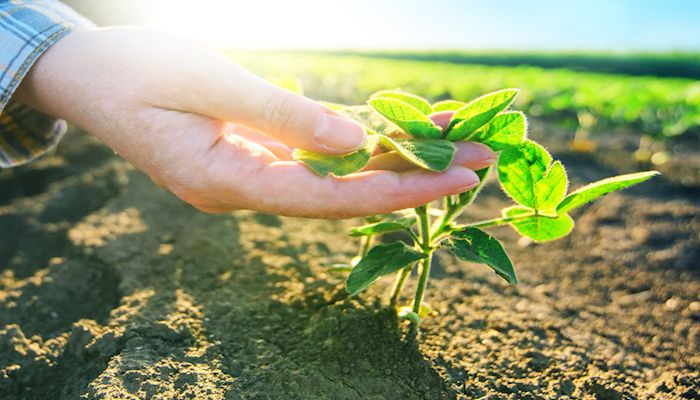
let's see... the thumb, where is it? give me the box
[179,55,366,154]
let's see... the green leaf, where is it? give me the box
[397,307,421,324]
[503,206,574,242]
[294,135,378,177]
[468,111,527,151]
[497,139,551,208]
[293,148,370,177]
[364,214,390,224]
[445,89,519,141]
[379,135,456,172]
[346,242,426,295]
[448,227,517,284]
[433,100,466,112]
[349,216,417,237]
[416,303,435,317]
[557,171,660,213]
[371,90,433,115]
[339,105,391,135]
[534,161,568,214]
[497,140,567,213]
[397,304,433,323]
[368,98,442,139]
[327,264,353,273]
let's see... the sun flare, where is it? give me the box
[148,0,376,49]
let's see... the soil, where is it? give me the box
[0,123,698,399]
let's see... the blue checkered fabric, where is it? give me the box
[0,0,92,167]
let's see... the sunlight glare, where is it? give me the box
[148,0,372,49]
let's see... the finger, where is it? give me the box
[172,51,366,155]
[364,142,496,172]
[254,165,481,219]
[207,160,481,219]
[452,141,496,170]
[226,124,294,160]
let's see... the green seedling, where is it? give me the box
[295,89,658,325]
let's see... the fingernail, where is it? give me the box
[455,142,497,170]
[454,168,480,192]
[314,113,366,152]
[471,157,496,170]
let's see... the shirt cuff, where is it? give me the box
[0,0,94,168]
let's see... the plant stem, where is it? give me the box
[431,167,492,240]
[404,168,497,320]
[412,252,433,314]
[389,263,413,306]
[406,229,420,244]
[358,235,373,258]
[389,221,422,306]
[412,205,434,315]
[416,206,431,251]
[444,196,453,210]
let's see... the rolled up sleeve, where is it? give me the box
[0,0,94,168]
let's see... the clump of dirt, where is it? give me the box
[1,127,698,399]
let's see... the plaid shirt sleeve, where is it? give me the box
[0,0,94,168]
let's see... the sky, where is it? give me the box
[148,0,700,51]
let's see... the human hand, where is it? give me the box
[15,28,495,218]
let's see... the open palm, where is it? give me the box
[15,28,494,218]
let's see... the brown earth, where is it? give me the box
[0,124,698,399]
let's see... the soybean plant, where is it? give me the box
[295,89,658,324]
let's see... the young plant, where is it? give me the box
[295,89,658,324]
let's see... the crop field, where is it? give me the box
[1,51,699,399]
[324,50,700,79]
[229,52,700,143]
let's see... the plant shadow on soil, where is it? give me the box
[1,128,699,399]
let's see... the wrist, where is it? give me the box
[14,29,90,119]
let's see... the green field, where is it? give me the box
[323,50,700,79]
[228,52,700,141]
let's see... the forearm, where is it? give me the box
[14,30,87,124]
